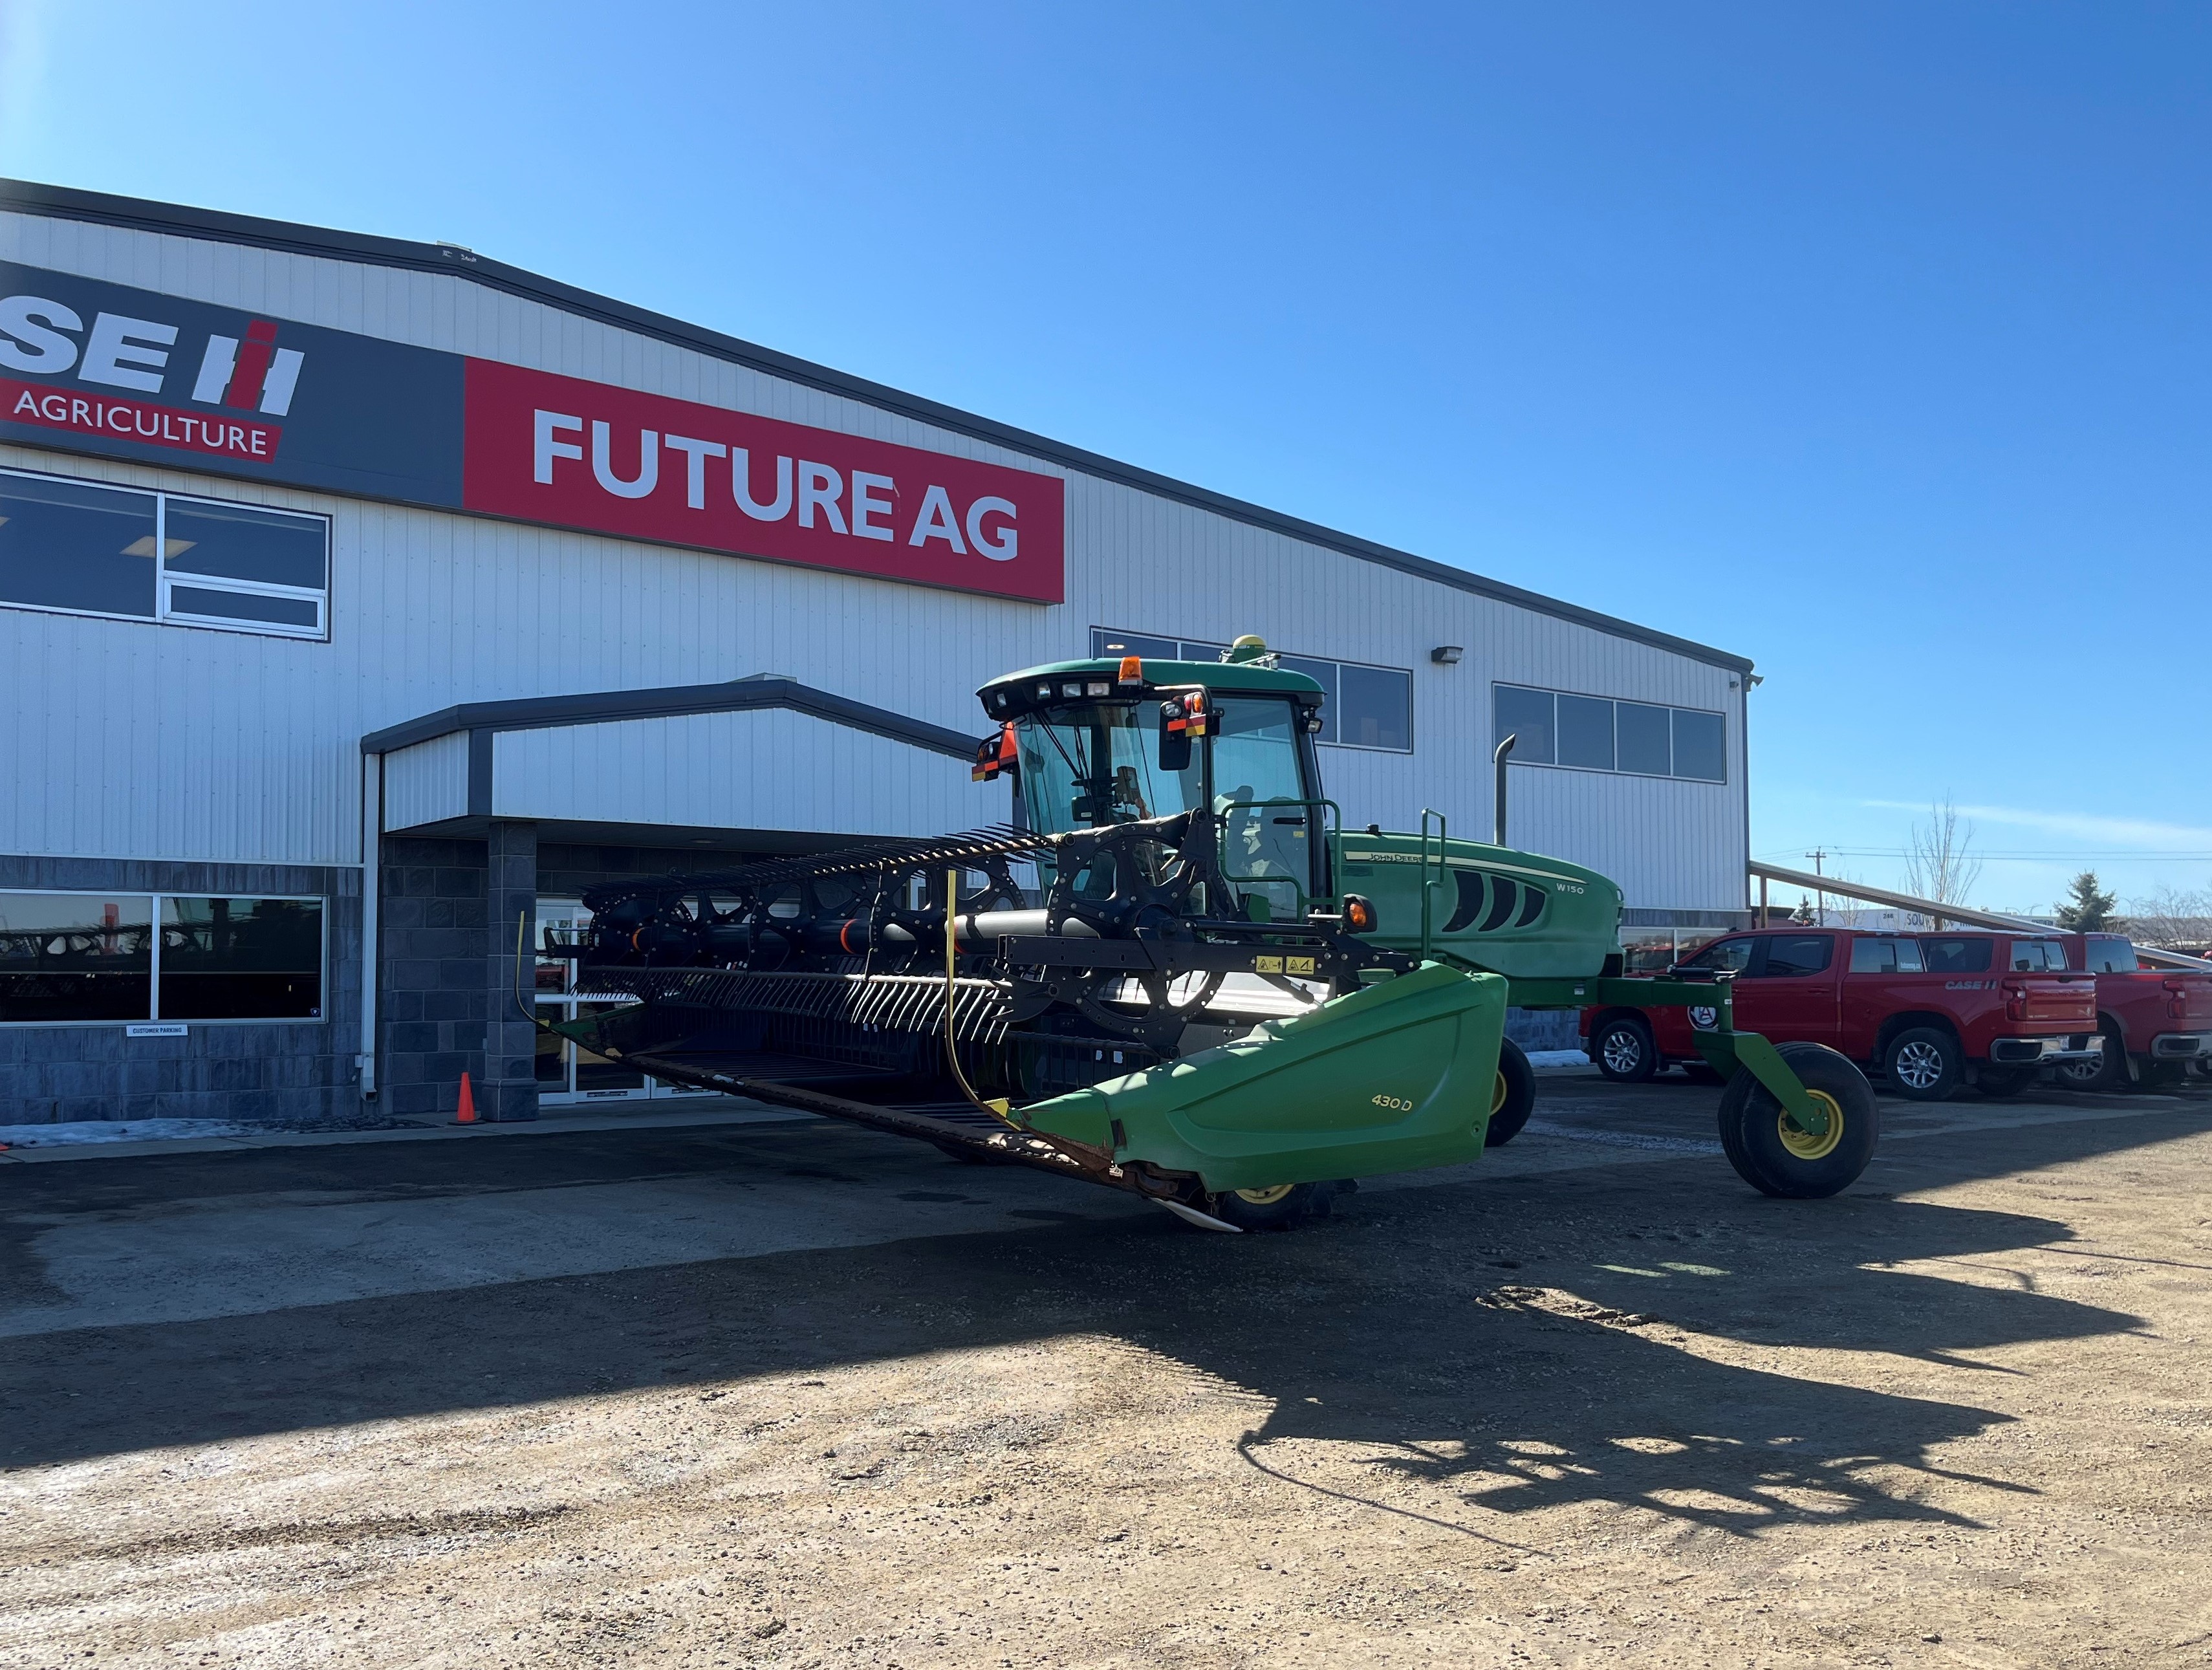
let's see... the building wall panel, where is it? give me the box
[383,733,471,832]
[492,711,999,838]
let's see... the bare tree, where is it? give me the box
[2124,882,2212,949]
[1903,797,1982,926]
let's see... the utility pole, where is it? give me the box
[1805,849,1828,926]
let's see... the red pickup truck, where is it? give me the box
[1581,926,2102,1101]
[2052,933,2212,1089]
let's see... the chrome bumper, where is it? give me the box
[1988,1032,2104,1065]
[2152,1032,2212,1060]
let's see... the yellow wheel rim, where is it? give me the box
[1777,1089,1844,1161]
[1491,1072,1510,1116]
[1233,1184,1297,1206]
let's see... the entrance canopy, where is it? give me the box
[363,675,1003,849]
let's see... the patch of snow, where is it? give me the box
[0,1118,255,1149]
[1524,1049,1595,1073]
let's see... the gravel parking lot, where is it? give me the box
[5,1073,2211,1668]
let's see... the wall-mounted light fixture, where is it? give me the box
[1430,645,1464,665]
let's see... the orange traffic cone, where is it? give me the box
[455,1070,477,1125]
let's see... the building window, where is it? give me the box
[1090,628,1413,754]
[1493,684,1727,783]
[0,467,329,640]
[0,892,323,1025]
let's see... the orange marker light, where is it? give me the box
[1118,655,1144,686]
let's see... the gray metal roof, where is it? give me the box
[1,177,1754,674]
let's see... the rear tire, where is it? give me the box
[1883,1026,1962,1101]
[1209,1181,1333,1231]
[1975,1067,2032,1099]
[1592,1015,1659,1083]
[1720,1042,1880,1198]
[1484,1038,1537,1147]
[2056,1023,2127,1091]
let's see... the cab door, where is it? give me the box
[1737,932,1841,1046]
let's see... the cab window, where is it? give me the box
[1920,937,1994,974]
[2007,940,2070,973]
[2082,936,2139,973]
[1678,937,1755,973]
[1850,937,1925,974]
[1756,934,1833,977]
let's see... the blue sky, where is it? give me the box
[4,3,2205,915]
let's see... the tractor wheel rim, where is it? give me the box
[1778,1089,1845,1160]
[1233,1184,1296,1206]
[1490,1071,1510,1115]
[1601,1032,1641,1073]
[1895,1041,1944,1089]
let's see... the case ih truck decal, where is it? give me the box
[0,261,1064,604]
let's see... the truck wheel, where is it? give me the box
[2056,1023,2127,1092]
[1974,1067,2032,1099]
[1484,1038,1537,1146]
[1592,1015,1659,1083]
[1209,1182,1332,1231]
[1720,1042,1880,1198]
[1883,1026,1962,1101]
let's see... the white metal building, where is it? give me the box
[0,179,1755,1125]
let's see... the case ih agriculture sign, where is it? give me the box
[0,262,1064,604]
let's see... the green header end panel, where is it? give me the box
[1334,831,1623,981]
[1019,961,1508,1193]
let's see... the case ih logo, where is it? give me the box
[0,292,303,461]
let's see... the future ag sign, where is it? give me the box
[0,262,1064,604]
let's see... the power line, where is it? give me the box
[1755,849,2212,862]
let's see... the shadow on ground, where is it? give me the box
[3,1103,2180,1547]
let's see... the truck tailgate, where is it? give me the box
[2017,975,2097,1026]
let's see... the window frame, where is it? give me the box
[1493,681,1730,785]
[0,464,331,643]
[0,887,328,1028]
[1090,627,1415,755]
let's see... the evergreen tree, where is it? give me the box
[2055,871,2117,932]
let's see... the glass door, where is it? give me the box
[534,900,715,1105]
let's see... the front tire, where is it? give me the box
[1484,1038,1536,1147]
[1209,1181,1334,1231]
[1884,1026,1962,1101]
[1592,1015,1659,1083]
[1720,1042,1880,1198]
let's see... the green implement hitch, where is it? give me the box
[1503,970,1828,1141]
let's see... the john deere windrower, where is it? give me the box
[543,639,1877,1230]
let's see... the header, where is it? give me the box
[0,261,1064,605]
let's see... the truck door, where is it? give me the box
[1739,932,1841,1046]
[1669,934,1759,1052]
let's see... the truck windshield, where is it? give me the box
[1017,696,1310,837]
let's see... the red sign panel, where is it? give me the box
[462,360,1065,603]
